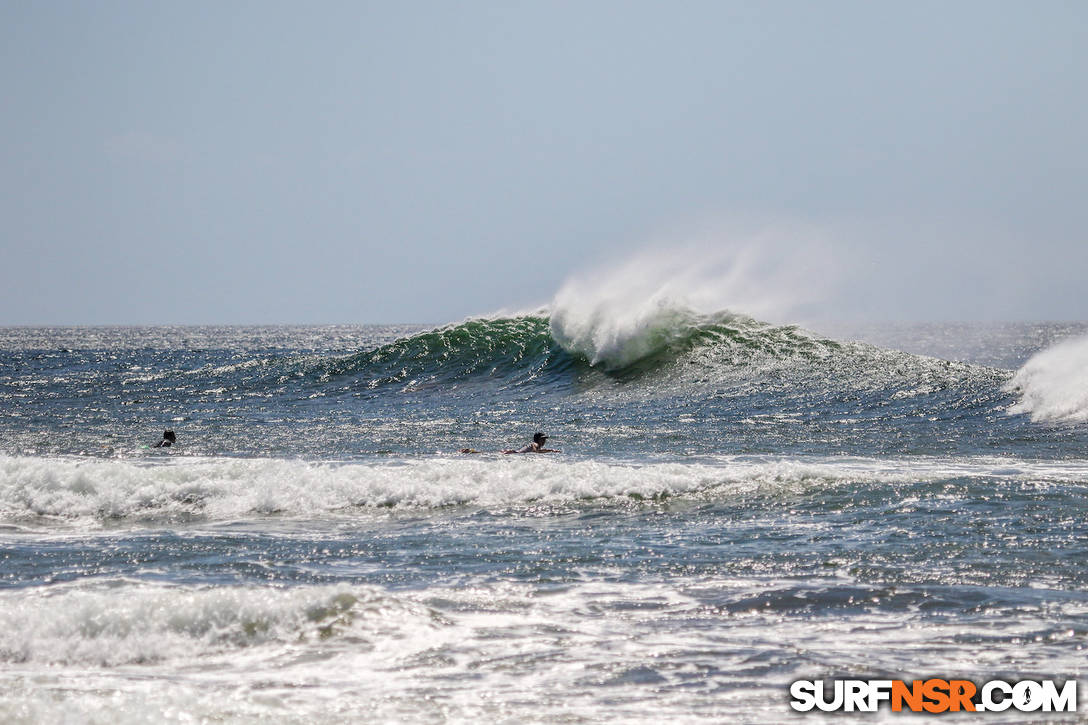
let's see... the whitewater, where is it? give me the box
[2,283,1088,722]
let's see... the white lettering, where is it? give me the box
[815,680,844,712]
[844,680,869,712]
[981,680,1012,712]
[868,680,893,711]
[790,681,817,712]
[1042,680,1077,712]
[792,677,1076,714]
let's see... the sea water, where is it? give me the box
[2,309,1087,723]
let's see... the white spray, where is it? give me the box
[1006,334,1088,423]
[548,224,838,368]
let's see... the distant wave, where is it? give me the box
[123,288,1009,410]
[299,238,848,386]
[302,307,844,392]
[300,307,1008,407]
[1006,334,1088,423]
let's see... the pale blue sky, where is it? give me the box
[2,0,1086,324]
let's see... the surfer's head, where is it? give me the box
[163,430,176,443]
[533,432,547,445]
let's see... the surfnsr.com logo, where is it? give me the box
[790,679,1077,714]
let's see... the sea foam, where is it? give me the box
[0,455,816,525]
[1006,334,1088,422]
[2,454,1080,528]
[0,582,434,666]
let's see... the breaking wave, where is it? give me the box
[2,454,1081,528]
[308,305,848,383]
[1006,334,1088,423]
[290,305,1005,416]
[0,582,437,666]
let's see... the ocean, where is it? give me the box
[1,310,1087,723]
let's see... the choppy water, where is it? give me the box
[2,310,1087,723]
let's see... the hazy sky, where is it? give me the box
[2,0,1086,325]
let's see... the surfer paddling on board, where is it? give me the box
[503,432,559,454]
[153,430,177,448]
[459,432,560,454]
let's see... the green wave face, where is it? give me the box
[314,315,573,390]
[300,310,847,391]
[281,308,1005,403]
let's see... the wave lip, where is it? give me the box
[550,300,738,371]
[1006,334,1088,423]
[549,301,840,374]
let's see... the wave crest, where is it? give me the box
[549,301,836,372]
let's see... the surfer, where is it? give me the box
[458,432,559,454]
[503,432,559,454]
[153,430,177,448]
